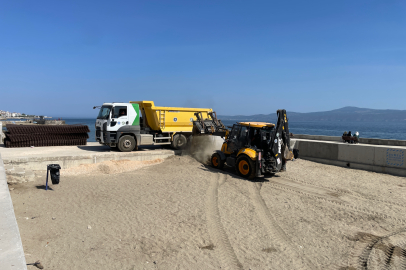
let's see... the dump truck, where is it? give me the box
[193,110,293,179]
[94,101,213,151]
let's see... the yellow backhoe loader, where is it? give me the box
[193,110,293,179]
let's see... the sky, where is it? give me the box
[0,0,405,118]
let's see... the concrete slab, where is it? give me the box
[292,139,339,160]
[338,143,375,165]
[0,143,181,172]
[374,147,405,169]
[0,154,27,270]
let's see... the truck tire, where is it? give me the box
[211,153,224,170]
[118,135,136,152]
[236,155,255,179]
[172,134,187,150]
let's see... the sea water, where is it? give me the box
[65,119,406,142]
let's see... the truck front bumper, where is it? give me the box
[96,131,117,144]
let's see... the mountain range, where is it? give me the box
[218,107,406,122]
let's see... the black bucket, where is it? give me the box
[48,164,61,185]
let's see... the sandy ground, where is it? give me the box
[9,156,406,270]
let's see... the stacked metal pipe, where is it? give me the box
[4,124,90,148]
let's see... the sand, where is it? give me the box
[10,156,406,270]
[62,159,164,176]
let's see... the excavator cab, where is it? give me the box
[194,109,292,179]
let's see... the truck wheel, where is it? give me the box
[211,153,224,170]
[172,134,187,150]
[236,155,255,179]
[118,135,136,152]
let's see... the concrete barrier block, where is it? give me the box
[338,144,375,165]
[298,140,339,160]
[374,146,405,169]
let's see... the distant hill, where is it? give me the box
[218,107,406,122]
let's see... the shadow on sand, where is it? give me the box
[76,144,173,153]
[76,145,111,152]
[198,163,276,183]
[35,185,53,191]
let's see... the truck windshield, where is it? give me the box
[97,106,112,119]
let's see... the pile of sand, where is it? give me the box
[62,158,163,176]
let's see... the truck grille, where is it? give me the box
[96,127,101,137]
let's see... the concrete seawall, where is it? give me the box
[0,153,27,270]
[293,134,406,147]
[293,139,406,177]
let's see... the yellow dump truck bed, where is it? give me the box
[130,101,213,133]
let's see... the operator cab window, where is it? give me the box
[239,126,249,144]
[239,126,248,139]
[112,106,127,118]
[229,125,241,139]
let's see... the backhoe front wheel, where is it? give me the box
[211,153,224,170]
[118,135,137,152]
[236,155,256,179]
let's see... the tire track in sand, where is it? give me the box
[283,175,406,210]
[347,229,406,270]
[248,182,317,270]
[266,178,406,224]
[206,173,243,270]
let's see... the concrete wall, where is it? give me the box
[0,122,4,144]
[3,149,180,183]
[3,150,180,172]
[293,139,406,177]
[358,137,406,147]
[0,154,27,270]
[293,134,406,147]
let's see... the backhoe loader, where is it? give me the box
[193,110,293,179]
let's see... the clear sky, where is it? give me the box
[1,0,405,118]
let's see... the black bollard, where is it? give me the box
[293,149,299,159]
[46,164,61,190]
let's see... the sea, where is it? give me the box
[3,118,406,142]
[61,119,406,142]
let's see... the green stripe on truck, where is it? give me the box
[132,103,140,126]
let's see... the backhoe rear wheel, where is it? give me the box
[236,155,256,179]
[211,153,224,170]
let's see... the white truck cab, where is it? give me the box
[95,103,141,151]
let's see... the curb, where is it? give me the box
[0,153,27,270]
